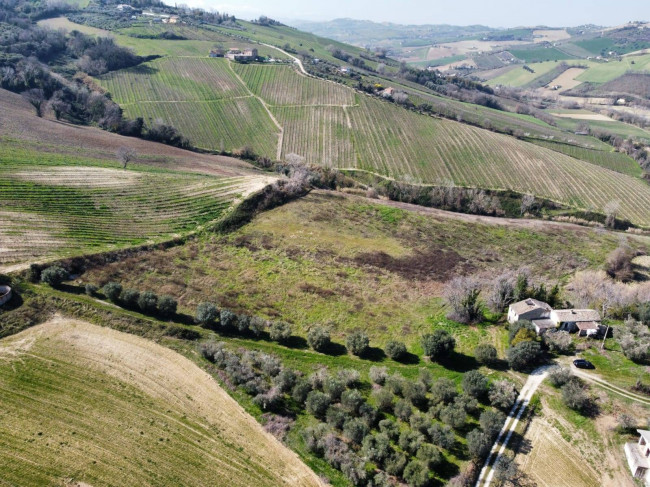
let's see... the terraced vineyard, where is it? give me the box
[234,64,355,106]
[274,106,355,164]
[0,156,271,270]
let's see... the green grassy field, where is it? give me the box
[509,47,576,63]
[0,318,319,486]
[79,190,636,345]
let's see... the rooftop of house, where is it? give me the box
[552,309,601,323]
[575,321,599,331]
[531,318,555,330]
[510,298,553,315]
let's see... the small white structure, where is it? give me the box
[0,285,11,306]
[550,309,601,336]
[625,429,650,485]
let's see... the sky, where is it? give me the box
[174,0,650,27]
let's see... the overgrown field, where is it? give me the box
[0,317,320,486]
[78,191,636,345]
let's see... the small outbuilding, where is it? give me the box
[625,429,650,485]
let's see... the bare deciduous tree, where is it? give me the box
[116,147,137,169]
[22,88,46,117]
[520,193,536,215]
[444,276,483,324]
[604,200,620,228]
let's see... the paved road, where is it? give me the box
[475,365,551,487]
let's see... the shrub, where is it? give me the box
[508,320,535,343]
[403,459,429,487]
[395,399,413,421]
[466,428,491,459]
[417,443,442,469]
[359,403,378,428]
[249,316,267,336]
[375,421,398,445]
[489,379,518,410]
[323,376,345,401]
[195,302,219,326]
[269,321,292,342]
[543,330,574,354]
[384,451,407,477]
[306,391,331,418]
[84,284,98,296]
[399,430,425,455]
[369,366,389,385]
[341,389,364,414]
[475,343,498,365]
[346,330,369,356]
[307,326,331,352]
[326,406,346,429]
[235,314,251,333]
[480,410,505,441]
[362,433,392,464]
[462,370,489,399]
[253,386,283,411]
[385,340,408,361]
[102,282,122,302]
[548,367,572,388]
[337,369,361,387]
[440,403,467,429]
[291,378,312,404]
[561,379,592,413]
[493,454,520,485]
[157,295,177,317]
[431,378,458,405]
[403,380,428,409]
[302,423,328,454]
[274,368,297,392]
[137,291,158,314]
[120,288,140,308]
[507,340,542,371]
[40,265,68,287]
[455,393,479,414]
[421,329,455,361]
[428,423,455,449]
[385,373,406,396]
[618,413,637,433]
[220,309,238,329]
[343,418,368,444]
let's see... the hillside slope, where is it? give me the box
[0,88,274,272]
[0,317,321,486]
[86,28,650,227]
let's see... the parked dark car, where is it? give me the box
[573,359,595,369]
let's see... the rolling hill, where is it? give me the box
[0,316,321,486]
[50,18,642,227]
[0,88,273,273]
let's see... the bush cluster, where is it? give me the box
[99,282,177,318]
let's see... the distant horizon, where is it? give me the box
[172,0,650,29]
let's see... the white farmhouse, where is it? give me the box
[625,429,650,485]
[507,299,554,334]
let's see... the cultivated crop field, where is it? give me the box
[0,317,320,486]
[100,58,249,103]
[234,64,356,106]
[0,151,272,270]
[274,106,355,164]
